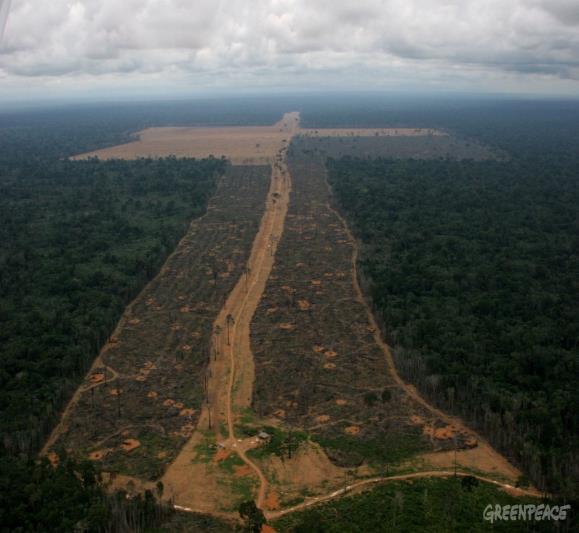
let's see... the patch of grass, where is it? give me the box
[239,407,257,425]
[313,429,427,469]
[217,452,245,474]
[192,437,215,464]
[248,426,309,460]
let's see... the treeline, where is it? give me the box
[0,155,226,458]
[0,455,174,532]
[328,148,578,498]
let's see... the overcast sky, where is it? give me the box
[1,0,578,101]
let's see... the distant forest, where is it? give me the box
[327,103,579,499]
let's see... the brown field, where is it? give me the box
[72,112,300,165]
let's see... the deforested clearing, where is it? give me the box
[72,112,300,165]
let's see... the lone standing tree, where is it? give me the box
[226,313,235,346]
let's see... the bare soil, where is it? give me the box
[72,113,301,166]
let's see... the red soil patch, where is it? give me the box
[88,449,109,461]
[120,439,141,453]
[323,363,336,369]
[297,300,311,310]
[110,388,121,396]
[344,426,361,435]
[265,490,281,510]
[163,399,175,407]
[147,391,158,399]
[324,350,338,358]
[335,399,347,406]
[47,451,59,467]
[89,373,105,384]
[234,464,253,477]
[315,414,331,423]
[179,408,195,417]
[213,448,231,463]
[313,345,325,353]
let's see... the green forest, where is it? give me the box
[274,477,556,532]
[327,116,579,500]
[0,156,226,456]
[0,109,230,529]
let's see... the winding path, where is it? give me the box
[267,470,542,520]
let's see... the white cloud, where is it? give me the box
[0,0,578,96]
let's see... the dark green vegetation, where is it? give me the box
[0,156,226,457]
[296,133,497,161]
[273,477,561,532]
[326,108,579,499]
[0,455,173,532]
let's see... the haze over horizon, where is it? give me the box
[0,0,578,104]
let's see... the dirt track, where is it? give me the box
[161,112,299,510]
[325,182,523,485]
[267,470,541,520]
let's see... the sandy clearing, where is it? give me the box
[72,113,301,165]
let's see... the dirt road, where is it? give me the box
[162,112,299,510]
[267,470,542,520]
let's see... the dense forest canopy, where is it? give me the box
[326,103,579,500]
[0,156,226,456]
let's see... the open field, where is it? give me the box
[72,112,300,165]
[44,165,270,480]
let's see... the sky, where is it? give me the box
[0,0,578,102]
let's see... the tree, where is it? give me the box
[226,313,235,346]
[238,500,266,533]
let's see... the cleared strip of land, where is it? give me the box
[43,165,270,481]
